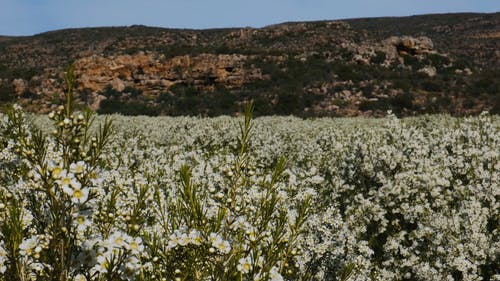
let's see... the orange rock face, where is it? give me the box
[72,52,264,96]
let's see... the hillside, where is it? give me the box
[0,12,499,116]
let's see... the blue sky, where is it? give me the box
[1,0,499,36]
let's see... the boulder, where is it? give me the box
[110,78,126,92]
[416,36,434,52]
[400,36,416,50]
[89,94,107,110]
[418,66,437,77]
[12,78,28,94]
[379,35,435,60]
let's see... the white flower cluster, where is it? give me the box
[91,231,144,279]
[1,108,498,280]
[0,241,7,274]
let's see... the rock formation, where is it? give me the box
[379,36,435,61]
[72,52,265,97]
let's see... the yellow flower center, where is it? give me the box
[73,189,84,199]
[76,216,86,224]
[75,166,85,174]
[52,168,62,179]
[61,177,71,185]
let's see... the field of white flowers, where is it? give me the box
[0,77,499,280]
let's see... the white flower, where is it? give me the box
[189,229,202,245]
[67,186,89,204]
[237,256,252,274]
[19,236,39,257]
[167,232,182,250]
[208,232,219,244]
[73,274,86,281]
[213,236,231,254]
[209,232,232,254]
[126,236,144,254]
[245,227,257,242]
[57,170,81,192]
[95,255,111,273]
[51,166,63,179]
[70,161,87,174]
[269,266,284,281]
[0,242,7,274]
[108,231,128,249]
[74,212,92,231]
[178,233,190,246]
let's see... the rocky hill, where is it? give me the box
[0,12,498,116]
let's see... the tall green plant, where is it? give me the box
[0,66,112,281]
[143,102,313,281]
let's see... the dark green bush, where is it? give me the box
[421,79,442,92]
[0,84,15,102]
[98,100,160,116]
[426,53,451,67]
[359,100,390,112]
[123,86,142,98]
[371,51,386,65]
[101,85,122,99]
[468,69,500,96]
[389,92,414,112]
[402,55,424,69]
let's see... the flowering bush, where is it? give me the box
[0,70,499,280]
[0,70,321,281]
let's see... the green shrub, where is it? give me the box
[98,100,160,116]
[0,84,15,103]
[370,51,386,65]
